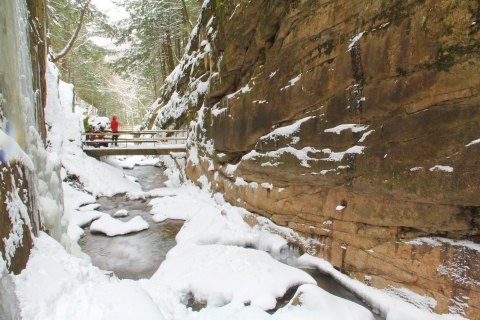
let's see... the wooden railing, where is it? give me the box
[81,130,188,149]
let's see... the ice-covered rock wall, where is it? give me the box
[148,0,480,318]
[0,0,63,277]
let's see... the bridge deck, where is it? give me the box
[83,144,186,157]
[81,130,187,157]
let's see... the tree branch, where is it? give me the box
[51,0,92,62]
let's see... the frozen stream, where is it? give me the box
[80,165,380,316]
[79,165,183,280]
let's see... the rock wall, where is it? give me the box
[150,0,480,317]
[0,0,49,274]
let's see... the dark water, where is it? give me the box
[79,165,182,280]
[273,248,381,318]
[79,165,381,317]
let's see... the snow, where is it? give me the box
[261,117,314,141]
[261,182,273,190]
[225,163,239,176]
[275,284,374,320]
[321,146,366,162]
[234,177,249,187]
[14,234,164,320]
[211,107,227,117]
[358,129,375,142]
[243,146,321,168]
[324,124,369,135]
[90,215,149,237]
[79,203,101,211]
[410,167,423,172]
[114,155,160,169]
[348,31,366,51]
[6,2,471,319]
[150,244,316,310]
[113,209,129,217]
[227,84,252,99]
[407,237,480,253]
[297,255,464,320]
[45,62,143,198]
[280,74,302,91]
[429,165,454,173]
[465,138,480,147]
[3,175,31,267]
[229,4,240,20]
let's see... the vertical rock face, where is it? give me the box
[150,0,480,317]
[0,0,48,273]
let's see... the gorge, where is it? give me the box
[147,0,480,317]
[1,0,480,319]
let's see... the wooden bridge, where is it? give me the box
[82,130,187,157]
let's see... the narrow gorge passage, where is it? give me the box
[2,0,479,318]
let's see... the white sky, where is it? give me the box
[90,0,129,49]
[91,0,129,23]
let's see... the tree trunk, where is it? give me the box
[164,32,175,73]
[153,73,158,97]
[181,0,193,30]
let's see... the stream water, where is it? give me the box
[79,165,381,317]
[79,166,183,280]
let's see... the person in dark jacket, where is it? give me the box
[111,115,119,146]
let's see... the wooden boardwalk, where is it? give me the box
[82,130,187,157]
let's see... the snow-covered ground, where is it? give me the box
[4,61,468,320]
[11,152,466,320]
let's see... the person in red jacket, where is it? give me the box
[111,115,119,146]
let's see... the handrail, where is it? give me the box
[81,129,187,136]
[84,138,186,144]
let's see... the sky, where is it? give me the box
[91,0,129,22]
[90,0,129,49]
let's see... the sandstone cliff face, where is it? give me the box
[150,0,480,317]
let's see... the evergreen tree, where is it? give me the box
[111,0,200,100]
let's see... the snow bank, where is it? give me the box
[297,255,464,320]
[151,244,315,310]
[45,61,142,198]
[14,234,164,320]
[275,284,374,320]
[90,215,149,237]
